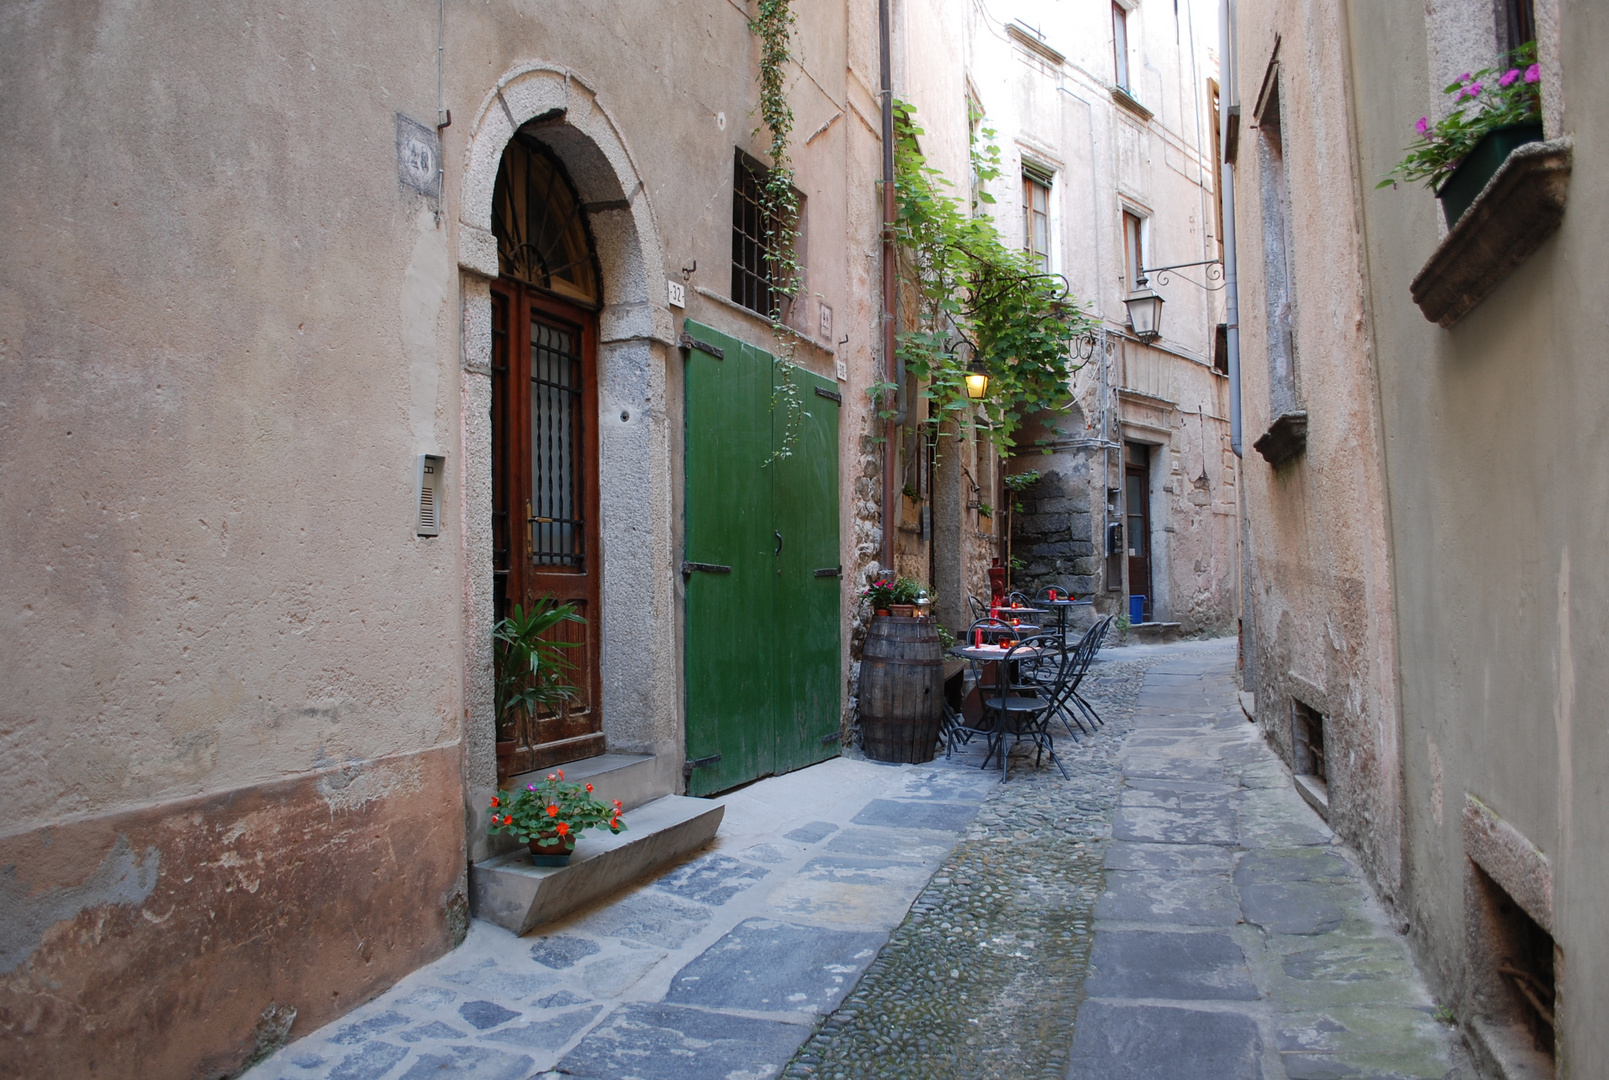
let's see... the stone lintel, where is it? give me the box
[1462,794,1553,934]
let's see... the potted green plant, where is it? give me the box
[488,769,626,865]
[889,576,924,618]
[1378,44,1542,226]
[492,599,585,783]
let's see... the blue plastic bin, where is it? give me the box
[1129,594,1146,624]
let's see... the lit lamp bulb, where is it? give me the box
[964,362,990,400]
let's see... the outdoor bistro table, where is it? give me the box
[1040,597,1095,636]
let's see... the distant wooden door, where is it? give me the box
[1125,457,1152,620]
[491,282,604,770]
[682,320,841,796]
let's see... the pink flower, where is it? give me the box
[1524,64,1540,84]
[1458,81,1483,99]
[1459,72,1472,83]
[1415,116,1430,136]
[1499,68,1520,88]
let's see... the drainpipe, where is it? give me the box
[879,0,899,572]
[1220,0,1243,457]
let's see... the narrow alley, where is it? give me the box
[250,640,1459,1080]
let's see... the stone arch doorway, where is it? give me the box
[490,133,605,770]
[458,66,677,858]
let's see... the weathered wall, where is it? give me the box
[1230,0,1405,908]
[0,0,882,1073]
[1343,0,1606,1071]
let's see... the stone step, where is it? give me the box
[508,751,663,812]
[1126,620,1182,644]
[470,794,723,936]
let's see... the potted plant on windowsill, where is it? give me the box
[1378,44,1542,227]
[488,769,626,865]
[492,599,586,785]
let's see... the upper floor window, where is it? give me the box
[731,150,805,320]
[1501,0,1535,55]
[1113,3,1132,94]
[1122,209,1146,288]
[1023,169,1052,273]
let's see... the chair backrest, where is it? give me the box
[989,635,1059,708]
[1006,590,1032,608]
[967,595,988,623]
[1068,615,1114,683]
[966,617,1014,646]
[1034,585,1070,603]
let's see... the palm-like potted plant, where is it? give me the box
[492,599,585,783]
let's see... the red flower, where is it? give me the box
[547,804,559,817]
[490,797,500,808]
[556,821,570,836]
[502,815,512,825]
[585,783,594,792]
[547,773,556,782]
[613,799,623,808]
[609,816,620,829]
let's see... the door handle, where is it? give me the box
[774,530,783,556]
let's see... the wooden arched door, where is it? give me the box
[490,131,604,770]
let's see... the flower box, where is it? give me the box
[1437,122,1543,227]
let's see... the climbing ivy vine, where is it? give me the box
[750,0,806,463]
[877,99,1095,453]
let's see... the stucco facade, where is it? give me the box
[0,3,885,1074]
[1230,0,1599,1074]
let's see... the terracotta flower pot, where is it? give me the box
[527,829,577,866]
[890,604,917,618]
[875,608,892,617]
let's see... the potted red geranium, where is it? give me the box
[488,770,626,865]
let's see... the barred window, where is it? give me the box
[731,151,804,319]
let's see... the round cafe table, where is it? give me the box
[1039,598,1094,636]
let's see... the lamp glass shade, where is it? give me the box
[963,368,990,399]
[1124,288,1164,341]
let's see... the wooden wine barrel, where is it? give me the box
[859,615,947,763]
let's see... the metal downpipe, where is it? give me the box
[879,0,898,572]
[1220,0,1243,457]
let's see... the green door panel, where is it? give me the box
[683,319,841,796]
[772,367,842,774]
[683,323,775,795]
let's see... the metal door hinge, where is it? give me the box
[681,561,732,576]
[814,386,842,404]
[678,331,725,359]
[820,731,842,745]
[813,566,842,578]
[682,753,722,778]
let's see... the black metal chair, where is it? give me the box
[1065,615,1115,730]
[967,595,989,624]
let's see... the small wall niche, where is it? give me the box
[1466,861,1556,1078]
[1289,699,1329,818]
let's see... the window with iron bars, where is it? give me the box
[731,150,804,321]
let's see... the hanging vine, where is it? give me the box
[751,0,807,463]
[875,99,1096,454]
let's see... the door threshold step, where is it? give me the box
[509,751,661,812]
[470,794,723,936]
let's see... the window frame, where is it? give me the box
[1022,167,1053,275]
[1112,3,1132,94]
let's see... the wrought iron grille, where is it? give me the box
[529,318,585,568]
[732,152,779,318]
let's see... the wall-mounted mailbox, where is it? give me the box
[415,453,445,536]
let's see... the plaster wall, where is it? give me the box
[1230,0,1405,905]
[1341,0,1607,1071]
[0,0,883,1073]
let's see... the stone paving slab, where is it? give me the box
[247,756,997,1080]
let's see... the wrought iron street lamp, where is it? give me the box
[1123,259,1224,344]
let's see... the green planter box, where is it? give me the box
[1438,122,1544,227]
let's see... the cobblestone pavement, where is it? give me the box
[252,638,1463,1080]
[248,736,1002,1080]
[787,638,1466,1080]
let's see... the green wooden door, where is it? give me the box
[683,320,841,795]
